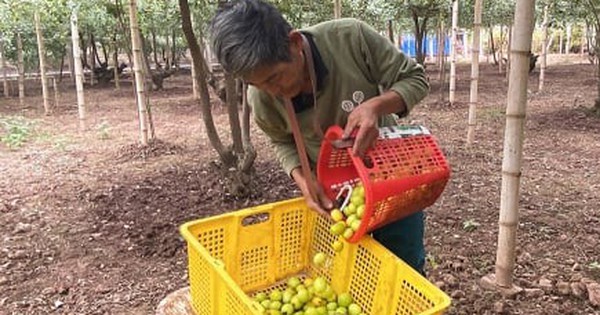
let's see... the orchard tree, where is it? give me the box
[179,0,257,196]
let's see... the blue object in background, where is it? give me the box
[399,34,450,58]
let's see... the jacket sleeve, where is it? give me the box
[356,20,430,117]
[248,88,301,176]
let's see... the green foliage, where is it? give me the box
[0,116,36,149]
[462,219,480,232]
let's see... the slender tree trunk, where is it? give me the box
[113,52,120,91]
[449,0,458,105]
[1,36,8,97]
[387,20,394,44]
[89,35,95,86]
[566,23,572,54]
[581,24,586,59]
[467,0,482,146]
[558,30,563,54]
[17,32,24,105]
[489,26,498,65]
[165,35,171,69]
[67,41,75,83]
[595,20,600,113]
[190,14,199,99]
[539,5,548,92]
[151,29,159,68]
[59,48,65,82]
[35,12,51,115]
[499,26,504,73]
[240,82,255,172]
[71,10,86,131]
[506,25,512,81]
[494,0,536,288]
[225,73,243,155]
[179,0,234,165]
[129,0,149,145]
[171,29,178,69]
[437,17,445,71]
[52,76,59,107]
[334,0,341,19]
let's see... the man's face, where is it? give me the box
[244,32,305,99]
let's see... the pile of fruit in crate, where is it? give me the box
[253,182,368,315]
[254,275,364,315]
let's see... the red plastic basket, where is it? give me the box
[317,125,450,243]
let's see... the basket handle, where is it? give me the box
[241,212,271,226]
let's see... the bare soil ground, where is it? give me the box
[1,55,599,315]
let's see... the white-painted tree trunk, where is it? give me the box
[129,0,149,146]
[17,32,24,105]
[467,0,482,146]
[449,0,459,105]
[35,12,51,115]
[334,0,341,19]
[71,10,86,130]
[1,36,8,97]
[539,5,548,92]
[495,0,536,288]
[566,24,572,54]
[190,14,199,99]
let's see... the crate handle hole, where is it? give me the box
[241,212,271,226]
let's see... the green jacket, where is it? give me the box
[249,18,429,176]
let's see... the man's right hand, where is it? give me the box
[291,167,333,217]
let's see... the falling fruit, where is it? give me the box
[330,209,344,222]
[343,227,354,240]
[313,252,326,266]
[331,240,344,252]
[330,222,346,236]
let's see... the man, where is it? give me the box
[210,0,430,274]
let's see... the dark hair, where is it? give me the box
[210,0,293,77]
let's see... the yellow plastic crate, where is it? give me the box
[180,198,450,315]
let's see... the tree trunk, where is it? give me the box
[17,32,24,105]
[437,17,445,71]
[449,0,458,105]
[594,23,600,116]
[35,12,51,115]
[566,23,572,54]
[539,5,548,92]
[171,29,178,69]
[225,73,243,155]
[151,29,159,68]
[387,20,394,44]
[506,25,512,81]
[129,0,149,146]
[494,0,536,289]
[113,33,120,90]
[558,30,563,54]
[89,34,95,86]
[333,0,341,19]
[52,76,59,107]
[499,26,504,73]
[467,0,482,146]
[179,0,234,166]
[1,36,8,97]
[59,48,65,82]
[71,10,86,131]
[67,41,75,84]
[489,26,498,65]
[190,14,199,99]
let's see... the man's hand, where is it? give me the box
[343,91,407,157]
[291,167,333,216]
[343,99,379,157]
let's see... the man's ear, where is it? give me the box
[288,31,303,52]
